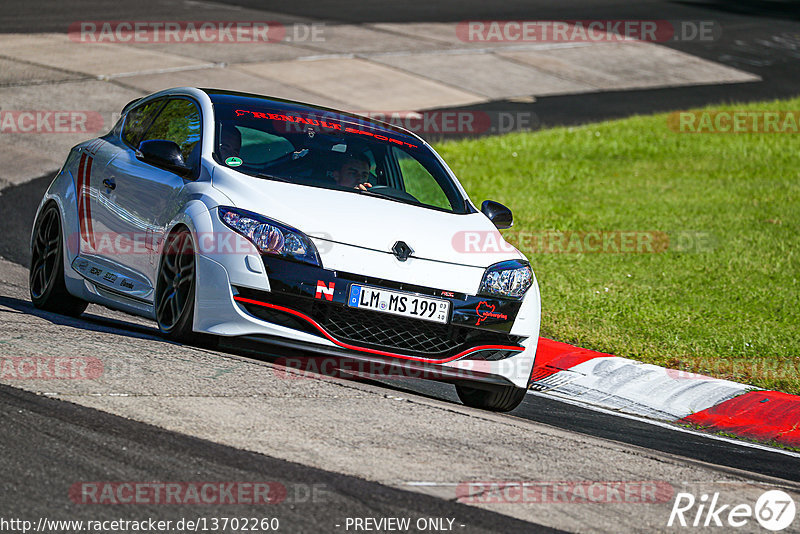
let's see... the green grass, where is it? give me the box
[435,98,800,394]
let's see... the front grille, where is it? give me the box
[235,286,522,360]
[315,303,469,355]
[471,349,518,361]
[238,301,320,337]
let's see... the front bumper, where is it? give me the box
[192,236,540,388]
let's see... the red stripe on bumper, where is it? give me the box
[233,295,525,364]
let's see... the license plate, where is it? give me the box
[347,284,450,324]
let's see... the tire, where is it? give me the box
[155,228,197,341]
[455,383,528,412]
[29,203,88,317]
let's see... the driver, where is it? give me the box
[332,154,372,191]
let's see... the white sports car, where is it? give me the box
[29,87,541,411]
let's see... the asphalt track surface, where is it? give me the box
[1,1,800,531]
[0,384,558,533]
[368,378,800,483]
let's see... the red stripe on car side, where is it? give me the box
[83,155,95,249]
[77,154,88,246]
[233,296,524,364]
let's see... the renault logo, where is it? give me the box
[392,241,413,262]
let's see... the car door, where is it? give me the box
[80,98,164,294]
[72,136,121,257]
[101,97,202,297]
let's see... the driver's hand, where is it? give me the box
[355,183,372,191]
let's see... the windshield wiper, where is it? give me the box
[256,173,291,183]
[354,187,422,207]
[353,187,397,201]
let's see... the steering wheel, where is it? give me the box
[260,148,309,170]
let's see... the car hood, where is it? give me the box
[212,168,524,269]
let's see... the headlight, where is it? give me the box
[218,206,321,267]
[478,260,532,298]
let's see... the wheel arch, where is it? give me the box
[32,192,82,301]
[32,161,83,271]
[162,200,213,246]
[29,199,88,316]
[157,200,214,333]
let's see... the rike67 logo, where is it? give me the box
[668,490,796,531]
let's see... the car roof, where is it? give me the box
[199,88,425,144]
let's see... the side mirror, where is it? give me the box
[481,200,513,229]
[137,139,191,176]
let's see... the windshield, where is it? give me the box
[213,104,468,214]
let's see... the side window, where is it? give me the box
[140,99,202,163]
[392,147,451,210]
[121,100,164,148]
